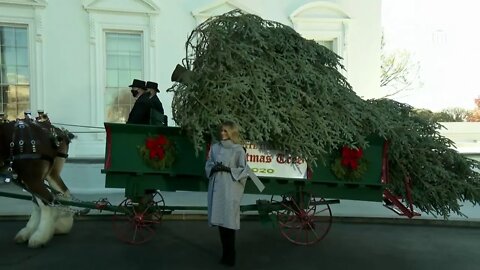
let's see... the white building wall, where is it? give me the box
[43,1,91,125]
[340,0,382,99]
[1,0,383,158]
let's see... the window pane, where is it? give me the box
[0,25,30,120]
[118,70,130,86]
[106,69,119,87]
[106,54,118,69]
[15,28,27,47]
[105,91,134,123]
[16,85,29,103]
[5,103,20,119]
[5,66,17,84]
[130,70,141,80]
[117,34,141,52]
[16,48,28,66]
[316,40,334,51]
[15,103,29,118]
[106,34,118,51]
[105,32,142,122]
[117,89,132,105]
[17,66,29,85]
[1,27,15,47]
[4,85,16,102]
[130,54,141,69]
[117,54,129,69]
[3,47,16,65]
[104,87,119,106]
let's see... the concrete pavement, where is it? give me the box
[1,219,479,270]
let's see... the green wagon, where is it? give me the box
[102,123,414,245]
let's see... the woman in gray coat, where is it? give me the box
[205,121,249,267]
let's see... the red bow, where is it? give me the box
[146,135,169,160]
[340,146,363,170]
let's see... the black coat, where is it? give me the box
[127,93,164,124]
[149,94,164,115]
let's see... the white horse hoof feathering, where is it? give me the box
[27,198,56,248]
[54,201,74,234]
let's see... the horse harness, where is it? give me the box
[4,119,69,180]
[0,119,77,207]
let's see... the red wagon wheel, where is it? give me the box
[145,191,166,223]
[272,191,332,245]
[112,191,166,244]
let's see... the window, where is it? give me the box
[290,2,351,71]
[0,25,29,120]
[316,40,334,52]
[104,32,143,122]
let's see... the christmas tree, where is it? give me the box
[169,10,480,217]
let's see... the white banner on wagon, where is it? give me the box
[244,142,307,179]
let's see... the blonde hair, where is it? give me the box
[221,120,242,144]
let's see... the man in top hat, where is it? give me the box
[129,79,146,98]
[127,79,150,124]
[145,81,164,115]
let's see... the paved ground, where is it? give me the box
[1,219,479,270]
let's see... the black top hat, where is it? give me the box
[171,64,193,84]
[129,79,146,89]
[146,81,159,92]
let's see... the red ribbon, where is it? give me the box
[146,135,169,160]
[340,146,363,170]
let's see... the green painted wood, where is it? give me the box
[103,123,385,202]
[104,123,206,176]
[310,135,385,186]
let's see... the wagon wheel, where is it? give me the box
[270,194,291,221]
[141,191,166,225]
[112,193,165,245]
[271,191,332,245]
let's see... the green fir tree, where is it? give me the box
[169,10,480,217]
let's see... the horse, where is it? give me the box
[0,113,75,248]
